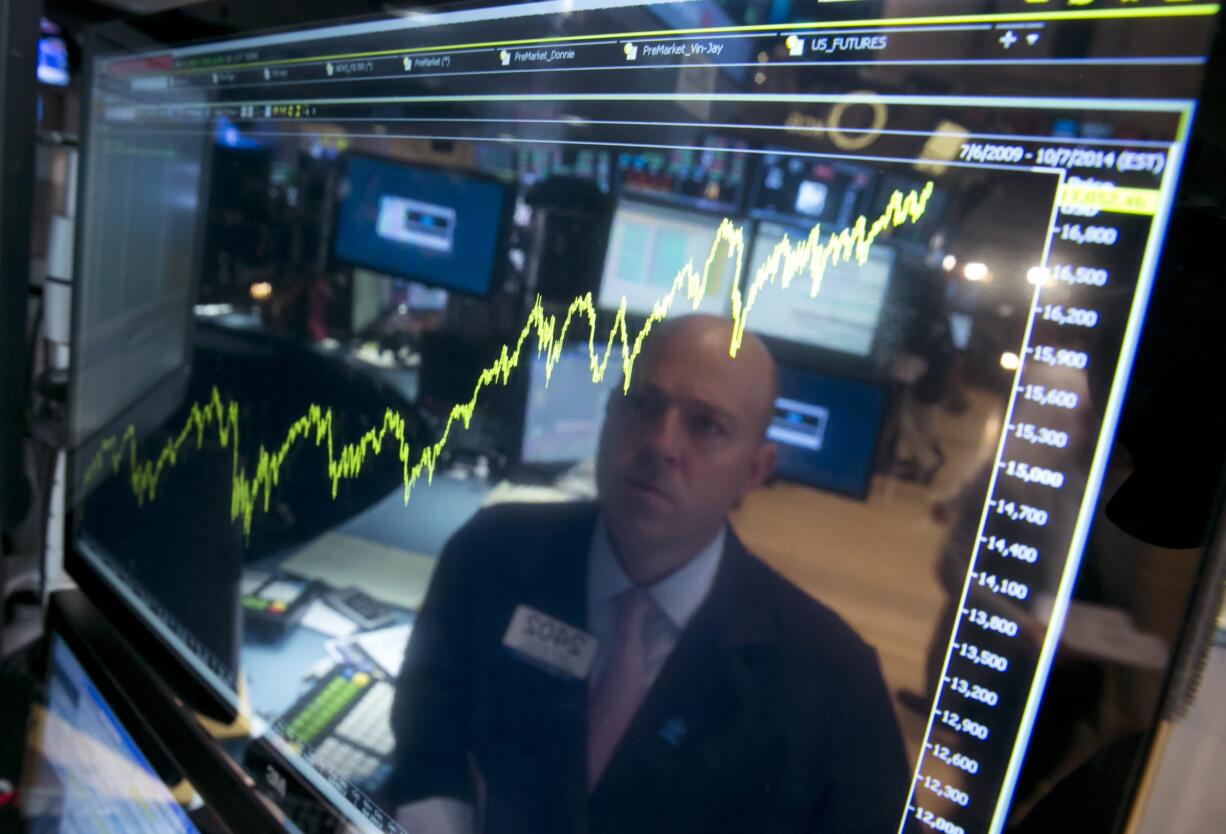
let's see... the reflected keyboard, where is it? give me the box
[280,667,396,791]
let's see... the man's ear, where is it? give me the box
[739,441,778,501]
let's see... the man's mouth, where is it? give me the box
[622,475,673,505]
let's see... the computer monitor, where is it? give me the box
[20,633,202,833]
[334,154,507,296]
[750,153,876,231]
[521,345,621,465]
[744,220,895,358]
[598,198,737,317]
[768,367,887,499]
[20,591,283,834]
[37,19,70,87]
[67,3,1226,834]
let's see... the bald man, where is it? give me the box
[386,316,908,834]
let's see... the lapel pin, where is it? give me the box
[659,718,687,748]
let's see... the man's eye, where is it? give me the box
[692,415,727,438]
[622,390,655,415]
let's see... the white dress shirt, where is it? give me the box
[586,518,725,691]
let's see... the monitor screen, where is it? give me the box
[598,199,737,317]
[37,38,70,87]
[334,154,506,296]
[20,635,200,833]
[68,2,1224,834]
[521,345,621,465]
[744,220,895,357]
[769,367,887,498]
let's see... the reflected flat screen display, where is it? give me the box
[68,2,1222,834]
[745,220,895,357]
[769,367,886,498]
[522,346,620,464]
[598,198,736,317]
[335,154,506,295]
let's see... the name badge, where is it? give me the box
[502,605,598,681]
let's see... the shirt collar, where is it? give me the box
[587,518,726,631]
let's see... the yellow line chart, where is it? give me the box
[81,180,934,537]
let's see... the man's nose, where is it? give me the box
[640,406,684,464]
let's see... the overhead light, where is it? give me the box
[250,281,272,300]
[942,254,957,272]
[1027,266,1052,286]
[963,262,989,282]
[1000,351,1020,371]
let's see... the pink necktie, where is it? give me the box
[587,588,653,792]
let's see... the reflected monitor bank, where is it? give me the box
[68,2,1224,834]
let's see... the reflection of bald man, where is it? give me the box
[387,316,908,834]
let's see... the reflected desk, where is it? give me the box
[241,473,491,719]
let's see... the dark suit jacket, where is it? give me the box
[386,501,909,834]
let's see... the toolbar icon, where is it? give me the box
[1026,33,1040,45]
[326,62,334,76]
[499,49,511,66]
[785,35,804,56]
[624,42,638,61]
[403,56,413,71]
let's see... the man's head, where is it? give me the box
[595,315,779,583]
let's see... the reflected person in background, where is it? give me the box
[386,315,909,834]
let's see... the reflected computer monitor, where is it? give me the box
[768,367,887,499]
[744,221,894,358]
[351,270,450,334]
[598,199,737,317]
[334,154,507,296]
[521,345,620,464]
[749,153,876,231]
